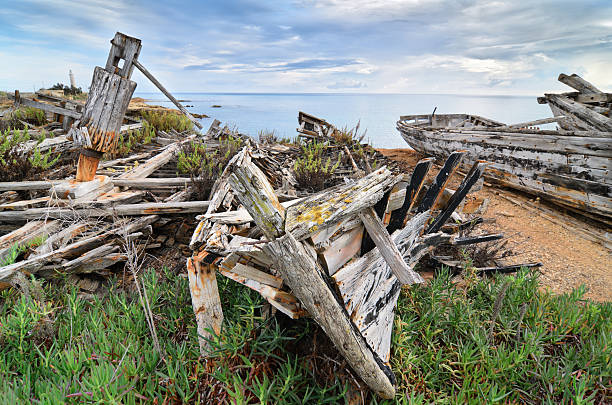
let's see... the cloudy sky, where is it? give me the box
[1,0,611,95]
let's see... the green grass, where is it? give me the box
[139,110,194,133]
[0,267,609,404]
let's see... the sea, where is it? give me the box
[133,92,553,149]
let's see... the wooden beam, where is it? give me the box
[8,94,82,119]
[416,151,465,213]
[427,161,488,233]
[387,158,433,234]
[358,207,423,285]
[132,59,203,129]
[558,73,602,95]
[118,137,193,179]
[187,251,223,355]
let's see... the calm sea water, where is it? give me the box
[134,93,552,148]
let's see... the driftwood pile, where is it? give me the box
[187,113,540,398]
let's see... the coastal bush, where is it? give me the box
[14,107,47,126]
[140,110,193,133]
[177,134,243,199]
[106,124,156,159]
[0,107,47,131]
[49,82,83,96]
[330,121,367,146]
[0,266,608,403]
[293,140,341,191]
[0,128,60,181]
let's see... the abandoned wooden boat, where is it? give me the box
[396,113,612,222]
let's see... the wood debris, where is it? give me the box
[0,31,542,400]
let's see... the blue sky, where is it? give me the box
[1,0,611,95]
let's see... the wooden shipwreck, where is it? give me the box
[187,113,541,398]
[397,74,612,224]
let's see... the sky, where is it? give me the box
[1,0,611,95]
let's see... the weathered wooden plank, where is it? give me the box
[8,94,81,119]
[427,161,488,233]
[113,177,193,189]
[388,158,433,233]
[132,59,203,129]
[187,250,223,355]
[334,211,429,316]
[416,151,465,213]
[0,216,158,281]
[320,223,364,275]
[359,207,423,285]
[228,147,285,239]
[118,137,193,179]
[285,167,398,241]
[0,201,206,222]
[264,233,396,399]
[545,94,612,132]
[500,116,566,129]
[558,73,602,95]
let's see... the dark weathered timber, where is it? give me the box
[416,151,465,213]
[426,161,488,233]
[452,233,504,245]
[387,158,434,234]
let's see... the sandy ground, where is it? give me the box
[378,148,611,302]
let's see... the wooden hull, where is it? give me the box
[397,115,612,221]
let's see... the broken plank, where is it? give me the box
[118,137,194,179]
[285,167,398,241]
[187,250,223,355]
[426,161,488,233]
[358,207,423,285]
[416,151,465,213]
[388,157,433,233]
[113,177,193,189]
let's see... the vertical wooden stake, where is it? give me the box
[76,153,101,182]
[187,251,224,356]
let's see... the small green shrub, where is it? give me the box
[0,128,60,181]
[178,134,243,199]
[330,122,366,146]
[14,107,47,127]
[140,110,194,133]
[293,140,341,191]
[107,123,156,159]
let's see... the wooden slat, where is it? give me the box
[358,207,423,285]
[416,151,465,213]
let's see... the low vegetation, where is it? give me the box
[106,124,156,159]
[293,140,341,191]
[0,107,48,131]
[0,128,60,182]
[178,134,243,199]
[139,110,194,133]
[0,267,608,403]
[48,82,83,96]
